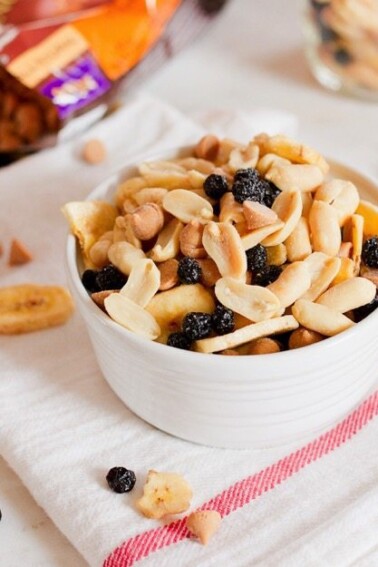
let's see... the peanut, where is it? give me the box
[194,134,220,161]
[316,276,376,313]
[288,327,324,349]
[248,337,281,354]
[268,261,311,308]
[148,218,183,262]
[265,164,324,193]
[130,203,165,241]
[179,221,206,258]
[197,258,221,288]
[256,153,291,176]
[120,259,160,307]
[262,191,303,246]
[228,142,259,173]
[104,293,160,340]
[163,189,213,224]
[158,259,179,291]
[219,193,245,224]
[215,277,281,322]
[108,241,145,275]
[292,299,354,337]
[309,200,341,257]
[285,217,312,262]
[202,222,247,280]
[302,253,342,301]
[315,179,359,226]
[241,220,284,250]
[89,232,113,268]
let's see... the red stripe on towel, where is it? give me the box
[103,390,378,567]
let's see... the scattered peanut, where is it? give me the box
[81,139,106,164]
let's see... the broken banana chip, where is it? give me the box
[0,284,74,334]
[62,200,117,265]
[137,470,193,519]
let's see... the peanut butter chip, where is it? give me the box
[9,238,33,266]
[81,139,106,164]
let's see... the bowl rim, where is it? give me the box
[65,146,378,365]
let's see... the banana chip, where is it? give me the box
[0,284,74,334]
[137,470,192,519]
[62,200,117,265]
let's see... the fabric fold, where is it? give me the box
[0,92,376,567]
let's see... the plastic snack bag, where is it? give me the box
[0,0,229,154]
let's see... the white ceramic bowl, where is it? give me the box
[66,149,378,449]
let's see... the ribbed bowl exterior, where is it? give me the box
[66,154,378,449]
[68,261,378,449]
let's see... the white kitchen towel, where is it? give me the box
[0,92,377,567]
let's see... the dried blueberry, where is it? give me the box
[232,168,265,204]
[167,332,193,350]
[106,467,136,493]
[182,312,212,340]
[253,265,282,287]
[334,47,353,66]
[362,236,378,269]
[211,304,235,335]
[353,291,378,322]
[96,265,127,291]
[246,244,267,272]
[177,257,202,284]
[261,180,281,208]
[81,269,100,293]
[203,173,228,200]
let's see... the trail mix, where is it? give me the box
[63,133,378,354]
[308,0,378,94]
[105,465,221,544]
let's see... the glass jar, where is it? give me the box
[303,0,378,102]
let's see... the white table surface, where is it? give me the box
[1,0,377,565]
